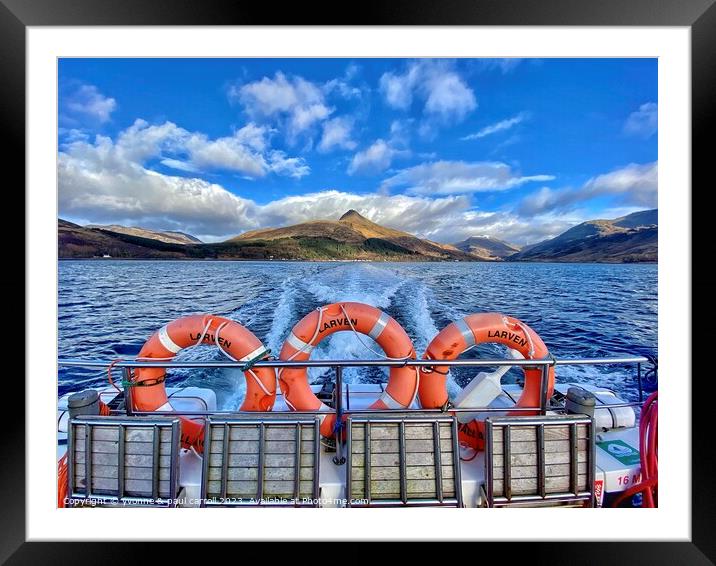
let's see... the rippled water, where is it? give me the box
[58,260,657,406]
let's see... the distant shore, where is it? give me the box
[58,256,658,265]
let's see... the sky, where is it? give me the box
[57,58,657,244]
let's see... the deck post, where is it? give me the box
[333,366,346,465]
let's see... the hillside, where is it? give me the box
[58,220,187,259]
[452,236,521,260]
[58,208,658,262]
[227,210,473,261]
[509,209,657,263]
[86,224,202,245]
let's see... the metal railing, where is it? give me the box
[59,354,653,468]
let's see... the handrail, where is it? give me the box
[58,354,653,468]
[57,355,651,369]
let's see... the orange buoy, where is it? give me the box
[278,302,418,437]
[133,314,276,452]
[419,312,554,450]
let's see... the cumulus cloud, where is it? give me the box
[382,160,554,196]
[63,84,117,123]
[58,118,313,237]
[462,112,530,140]
[83,118,309,179]
[517,161,657,217]
[318,117,357,153]
[348,139,408,175]
[258,192,579,245]
[59,139,592,245]
[323,64,365,100]
[347,120,412,176]
[624,102,657,138]
[229,72,333,143]
[59,152,260,238]
[60,134,551,244]
[379,61,477,127]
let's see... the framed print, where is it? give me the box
[7,0,712,561]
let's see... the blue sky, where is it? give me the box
[58,58,657,244]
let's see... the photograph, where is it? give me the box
[55,56,659,510]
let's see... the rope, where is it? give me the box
[107,359,123,393]
[278,306,326,381]
[610,391,658,507]
[214,322,273,397]
[505,316,535,358]
[340,305,410,362]
[339,304,420,408]
[459,445,479,462]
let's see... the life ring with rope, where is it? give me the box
[278,302,419,438]
[132,314,275,452]
[419,312,555,452]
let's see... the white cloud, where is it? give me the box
[423,71,476,123]
[323,64,365,100]
[379,61,476,126]
[517,161,657,216]
[58,118,314,236]
[159,158,199,173]
[624,102,657,138]
[348,139,408,175]
[462,112,529,140]
[318,117,357,152]
[59,143,592,245]
[64,84,117,123]
[59,152,260,238]
[257,192,580,246]
[230,72,333,143]
[84,118,309,179]
[266,151,311,179]
[382,160,554,196]
[379,65,421,110]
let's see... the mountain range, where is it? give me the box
[58,209,657,263]
[509,209,657,263]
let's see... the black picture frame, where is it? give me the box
[6,0,710,562]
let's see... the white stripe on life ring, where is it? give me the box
[239,345,267,363]
[157,325,182,354]
[368,311,390,340]
[286,332,315,354]
[315,403,332,424]
[378,390,405,409]
[454,318,476,348]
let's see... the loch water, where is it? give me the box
[58,260,657,406]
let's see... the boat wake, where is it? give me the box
[214,263,454,409]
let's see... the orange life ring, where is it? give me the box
[133,314,276,451]
[419,312,555,450]
[278,302,418,437]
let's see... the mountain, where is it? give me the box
[509,209,657,263]
[58,208,658,263]
[452,236,521,260]
[226,209,473,261]
[58,212,475,261]
[58,219,188,258]
[86,224,202,245]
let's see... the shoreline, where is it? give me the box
[58,257,658,265]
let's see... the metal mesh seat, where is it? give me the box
[483,414,595,507]
[201,415,321,506]
[67,415,181,506]
[346,413,463,507]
